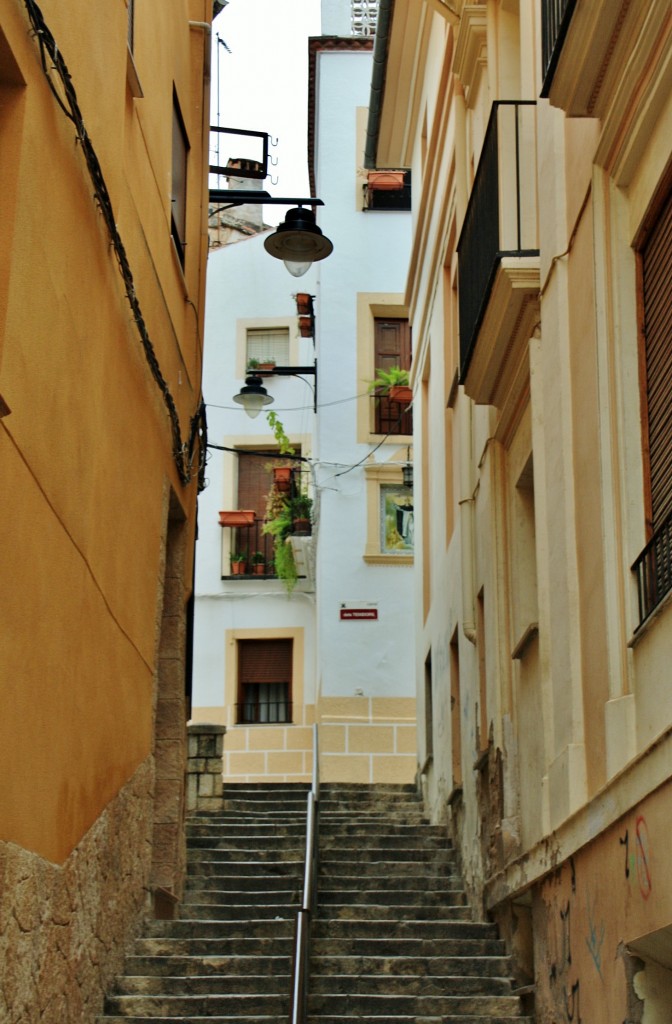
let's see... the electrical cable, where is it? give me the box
[22,0,207,489]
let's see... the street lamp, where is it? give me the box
[264,207,333,277]
[233,364,318,417]
[208,189,334,277]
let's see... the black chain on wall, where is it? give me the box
[22,0,207,489]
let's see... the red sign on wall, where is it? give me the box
[340,607,378,621]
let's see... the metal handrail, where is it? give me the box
[289,723,319,1024]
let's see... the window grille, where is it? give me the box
[352,0,378,36]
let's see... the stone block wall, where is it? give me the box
[186,723,225,811]
[0,758,154,1024]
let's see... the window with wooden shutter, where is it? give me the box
[632,187,672,626]
[373,318,413,435]
[171,92,189,266]
[237,639,293,724]
[642,189,672,532]
[246,327,290,366]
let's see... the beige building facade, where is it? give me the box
[0,1,212,1019]
[368,0,672,1019]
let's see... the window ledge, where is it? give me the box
[363,554,414,566]
[512,622,539,660]
[126,46,143,98]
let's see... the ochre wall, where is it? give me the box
[0,0,209,864]
[534,780,670,1023]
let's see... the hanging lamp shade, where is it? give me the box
[233,374,274,418]
[264,207,333,277]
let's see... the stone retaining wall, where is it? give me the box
[0,758,154,1024]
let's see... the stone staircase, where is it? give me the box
[98,782,309,1023]
[308,782,533,1024]
[98,780,532,1024]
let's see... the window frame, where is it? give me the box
[171,90,189,266]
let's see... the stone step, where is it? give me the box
[307,993,523,1016]
[183,888,300,905]
[186,835,307,851]
[309,974,513,996]
[317,887,465,905]
[123,955,291,978]
[318,860,456,877]
[186,872,303,889]
[113,974,291,996]
[103,993,289,1016]
[179,903,299,922]
[311,920,498,940]
[317,876,462,893]
[98,1017,283,1024]
[314,904,471,922]
[318,823,444,837]
[187,822,308,838]
[309,954,514,978]
[133,937,295,958]
[306,937,506,958]
[187,859,304,877]
[186,842,305,860]
[319,835,447,850]
[307,1017,534,1024]
[144,919,295,940]
[317,848,453,864]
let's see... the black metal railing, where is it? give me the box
[372,393,413,435]
[223,519,277,579]
[632,510,672,628]
[540,0,577,97]
[457,101,538,382]
[235,698,293,725]
[289,724,319,1024]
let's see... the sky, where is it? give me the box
[210,0,322,225]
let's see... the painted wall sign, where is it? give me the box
[340,604,378,620]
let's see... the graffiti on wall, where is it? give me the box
[619,815,652,900]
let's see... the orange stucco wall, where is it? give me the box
[0,0,209,864]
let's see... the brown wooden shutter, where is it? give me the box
[237,450,274,520]
[373,318,413,435]
[238,639,292,684]
[642,189,672,531]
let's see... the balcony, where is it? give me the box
[457,102,539,409]
[540,0,661,119]
[632,510,672,630]
[221,518,313,587]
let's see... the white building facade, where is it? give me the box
[192,7,417,784]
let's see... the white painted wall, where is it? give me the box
[193,29,415,755]
[313,47,414,702]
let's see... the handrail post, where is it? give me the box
[288,723,319,1024]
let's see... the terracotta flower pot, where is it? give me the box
[273,467,293,492]
[219,510,255,527]
[230,561,247,575]
[389,385,413,404]
[292,517,312,536]
[252,563,266,575]
[298,316,313,337]
[295,293,313,315]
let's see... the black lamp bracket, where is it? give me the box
[209,189,324,210]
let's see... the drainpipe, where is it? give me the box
[459,396,477,645]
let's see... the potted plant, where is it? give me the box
[290,493,313,536]
[257,356,276,372]
[230,552,247,575]
[262,491,298,592]
[219,509,256,527]
[266,411,296,491]
[246,357,260,371]
[250,551,266,575]
[295,293,313,316]
[367,366,412,403]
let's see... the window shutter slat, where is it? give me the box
[643,190,672,528]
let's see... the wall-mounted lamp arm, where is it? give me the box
[208,190,324,207]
